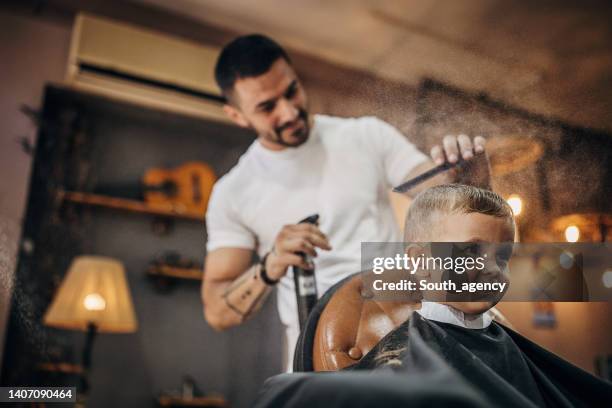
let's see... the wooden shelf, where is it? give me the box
[147,265,203,281]
[37,362,84,375]
[158,395,228,407]
[61,190,203,221]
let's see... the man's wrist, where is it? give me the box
[259,252,279,285]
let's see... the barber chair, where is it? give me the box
[293,272,512,372]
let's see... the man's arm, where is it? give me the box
[202,224,332,331]
[202,247,271,331]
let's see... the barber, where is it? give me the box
[201,34,487,371]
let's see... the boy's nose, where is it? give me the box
[482,257,503,276]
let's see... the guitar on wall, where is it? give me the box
[94,161,217,216]
[142,162,216,215]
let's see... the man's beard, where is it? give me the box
[270,108,310,147]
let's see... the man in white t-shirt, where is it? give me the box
[201,34,487,370]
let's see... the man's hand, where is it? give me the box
[266,223,332,281]
[430,134,491,189]
[429,134,486,165]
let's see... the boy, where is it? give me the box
[254,185,611,408]
[350,184,610,407]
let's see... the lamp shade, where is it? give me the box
[44,256,138,333]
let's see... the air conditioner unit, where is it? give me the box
[65,13,228,123]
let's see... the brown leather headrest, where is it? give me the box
[312,274,419,371]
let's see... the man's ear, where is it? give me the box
[223,104,249,128]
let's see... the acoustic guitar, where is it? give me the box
[94,161,216,216]
[143,162,216,215]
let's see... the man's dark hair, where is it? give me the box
[214,34,291,98]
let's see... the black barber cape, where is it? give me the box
[253,313,612,408]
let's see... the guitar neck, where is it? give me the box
[95,181,176,199]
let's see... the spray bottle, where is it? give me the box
[293,214,319,331]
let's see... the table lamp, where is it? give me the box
[43,256,138,391]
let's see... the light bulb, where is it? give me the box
[507,194,522,216]
[564,225,580,242]
[83,293,106,311]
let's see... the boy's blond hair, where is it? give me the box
[404,184,515,241]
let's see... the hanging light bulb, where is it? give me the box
[506,194,523,217]
[564,225,580,242]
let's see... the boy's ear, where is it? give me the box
[404,243,421,257]
[405,244,429,277]
[223,104,249,128]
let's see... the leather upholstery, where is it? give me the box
[312,274,419,371]
[311,273,513,371]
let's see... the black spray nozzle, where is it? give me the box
[298,214,319,225]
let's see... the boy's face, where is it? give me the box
[435,212,515,243]
[418,212,515,315]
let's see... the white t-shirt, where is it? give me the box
[205,114,428,370]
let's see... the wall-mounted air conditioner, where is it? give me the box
[66,13,228,123]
